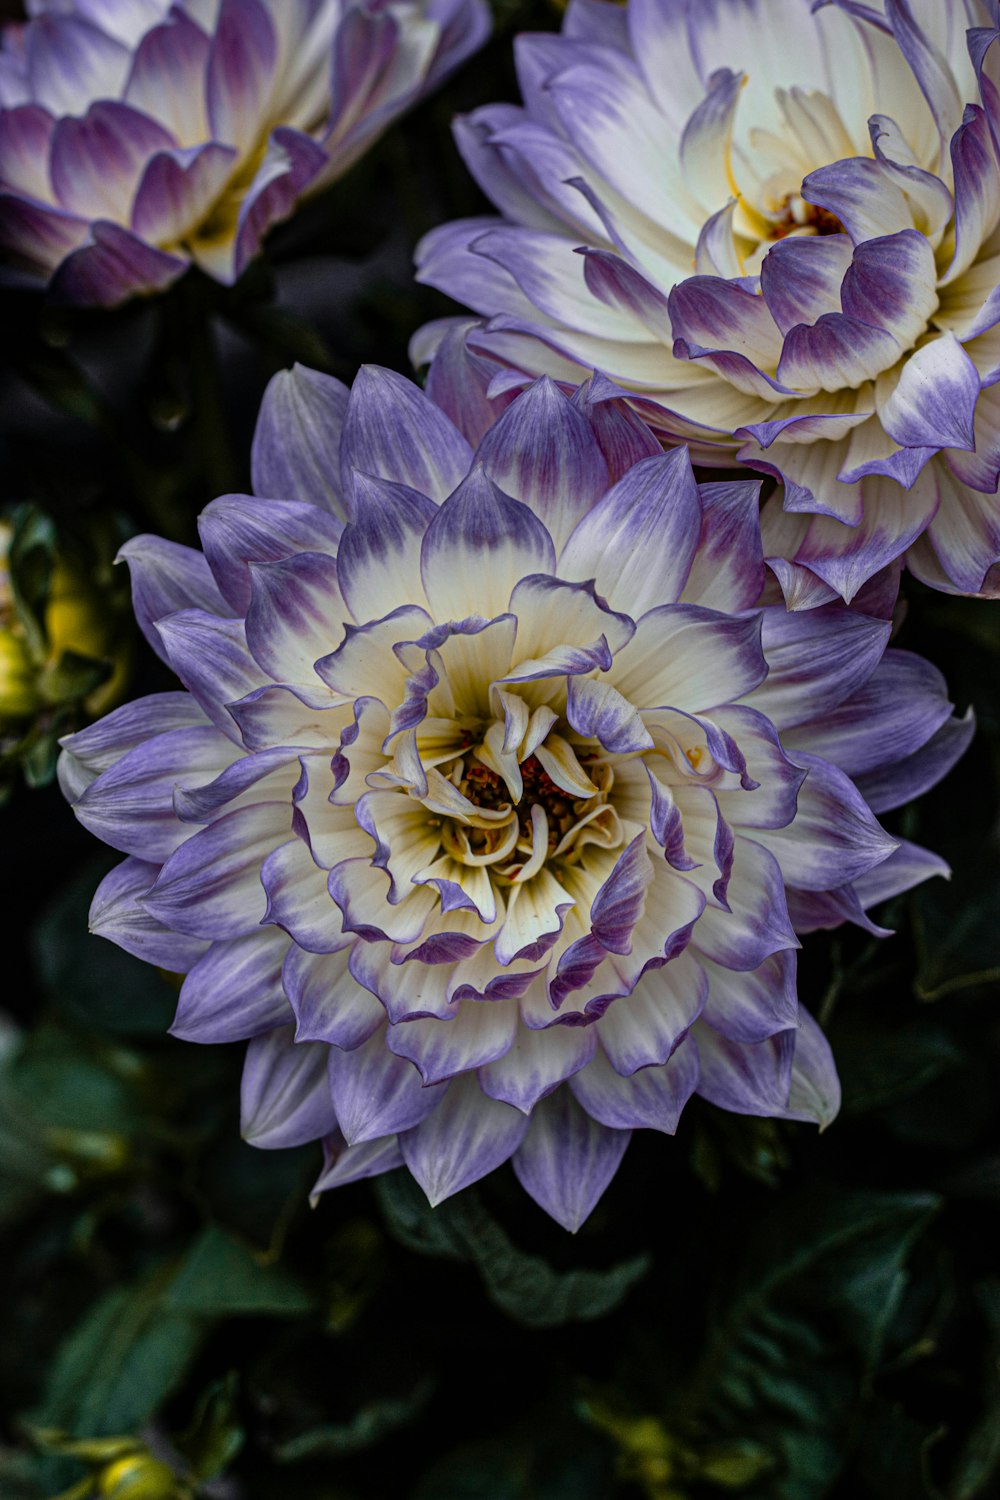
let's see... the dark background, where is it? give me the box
[1,3,999,1496]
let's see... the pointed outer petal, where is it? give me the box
[578,247,674,342]
[228,685,349,753]
[473,378,610,552]
[692,836,799,971]
[422,317,515,448]
[155,611,265,739]
[328,858,436,946]
[668,276,785,376]
[282,944,384,1048]
[240,1027,336,1149]
[420,468,556,621]
[479,1023,596,1113]
[136,141,238,247]
[559,450,703,615]
[311,1131,403,1195]
[512,1088,630,1232]
[49,101,172,220]
[779,1006,840,1127]
[855,707,975,813]
[0,103,55,199]
[597,948,707,1076]
[748,604,891,731]
[349,938,467,1024]
[144,801,290,939]
[72,725,241,859]
[759,235,855,336]
[337,474,436,622]
[205,0,276,148]
[504,576,634,684]
[387,1002,519,1086]
[58,692,209,798]
[788,470,939,603]
[679,480,766,612]
[943,104,1000,286]
[88,857,210,972]
[570,372,662,484]
[700,949,799,1045]
[172,746,299,823]
[261,836,348,953]
[495,870,575,967]
[708,704,807,831]
[782,648,954,776]
[49,221,187,307]
[879,333,980,451]
[315,605,433,704]
[124,7,211,143]
[118,534,230,665]
[801,157,913,244]
[171,927,291,1043]
[355,790,443,906]
[566,676,653,754]
[197,494,342,614]
[884,0,964,148]
[851,837,950,910]
[0,195,89,275]
[839,230,939,351]
[233,125,329,280]
[784,881,892,936]
[867,114,952,246]
[245,551,347,685]
[776,311,902,394]
[755,751,896,891]
[692,1020,795,1117]
[251,364,350,517]
[400,1073,528,1206]
[339,365,473,508]
[569,1038,700,1133]
[610,605,767,714]
[329,1028,445,1145]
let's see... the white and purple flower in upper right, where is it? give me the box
[416,0,1000,606]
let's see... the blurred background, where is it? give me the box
[2,2,1000,1496]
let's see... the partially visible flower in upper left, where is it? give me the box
[0,0,490,305]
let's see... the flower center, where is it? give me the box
[766,193,845,241]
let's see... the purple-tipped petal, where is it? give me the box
[780,1005,840,1127]
[155,611,265,738]
[143,800,291,939]
[513,1088,630,1231]
[400,1073,528,1205]
[755,752,897,891]
[474,377,609,549]
[283,944,383,1048]
[50,220,187,307]
[479,1020,595,1113]
[245,551,347,685]
[693,1020,795,1117]
[197,494,342,614]
[880,332,980,452]
[570,1038,700,1132]
[89,857,210,972]
[118,534,230,666]
[337,474,436,623]
[251,364,351,517]
[340,365,473,507]
[329,1026,444,1145]
[750,604,891,730]
[241,1025,336,1148]
[206,0,276,149]
[261,836,348,953]
[171,927,291,1043]
[311,1132,403,1195]
[131,141,237,247]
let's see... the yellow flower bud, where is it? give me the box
[97,1453,179,1500]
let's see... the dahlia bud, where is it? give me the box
[97,1453,180,1500]
[0,630,39,719]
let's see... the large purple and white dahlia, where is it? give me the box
[59,366,969,1230]
[416,0,1000,604]
[0,0,489,304]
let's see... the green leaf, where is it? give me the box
[948,1283,1000,1500]
[274,1377,435,1463]
[375,1172,649,1328]
[693,1189,940,1500]
[164,1226,313,1317]
[35,1267,203,1441]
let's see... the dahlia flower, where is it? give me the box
[416,0,1000,604]
[59,364,969,1230]
[0,0,489,304]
